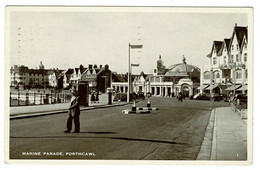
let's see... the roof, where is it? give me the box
[224,38,231,52]
[65,68,74,79]
[166,63,200,76]
[112,73,128,82]
[207,41,223,58]
[230,25,248,50]
[214,41,224,56]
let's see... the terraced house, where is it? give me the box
[200,23,248,96]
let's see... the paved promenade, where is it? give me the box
[211,107,247,161]
[197,106,248,161]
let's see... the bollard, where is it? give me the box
[146,92,151,107]
[147,97,151,107]
[132,100,136,111]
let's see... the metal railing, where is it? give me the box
[10,90,72,107]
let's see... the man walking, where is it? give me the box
[64,89,80,133]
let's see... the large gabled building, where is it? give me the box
[200,24,248,95]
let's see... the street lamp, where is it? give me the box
[127,43,143,103]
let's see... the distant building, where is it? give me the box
[10,62,55,89]
[48,69,64,88]
[10,65,30,87]
[81,64,111,93]
[200,24,248,95]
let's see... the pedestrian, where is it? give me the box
[64,89,80,133]
[91,92,95,103]
[178,92,183,102]
[95,91,99,103]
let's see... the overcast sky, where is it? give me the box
[9,7,248,74]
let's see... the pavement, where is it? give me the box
[197,106,248,161]
[9,93,128,119]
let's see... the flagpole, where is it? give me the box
[127,43,131,103]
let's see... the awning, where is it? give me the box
[197,84,209,90]
[204,84,218,90]
[224,85,241,91]
[237,85,248,91]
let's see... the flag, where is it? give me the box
[131,64,139,67]
[129,44,143,49]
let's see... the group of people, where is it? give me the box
[90,91,99,103]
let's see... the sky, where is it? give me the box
[8,7,248,74]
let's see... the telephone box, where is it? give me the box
[78,81,89,106]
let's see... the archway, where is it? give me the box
[182,86,190,97]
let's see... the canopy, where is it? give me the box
[204,84,218,90]
[224,85,241,91]
[196,84,209,90]
[237,85,247,91]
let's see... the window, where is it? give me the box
[246,69,248,79]
[236,54,239,62]
[232,45,234,50]
[204,71,210,79]
[213,57,217,65]
[236,44,239,50]
[224,56,226,64]
[216,73,220,78]
[245,43,247,49]
[244,53,247,62]
[235,70,242,79]
[231,55,234,62]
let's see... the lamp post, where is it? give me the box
[210,67,214,100]
[127,43,143,103]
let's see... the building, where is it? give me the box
[81,64,112,93]
[48,69,64,88]
[111,56,200,98]
[147,56,200,97]
[10,62,54,89]
[200,24,248,96]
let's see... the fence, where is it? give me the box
[10,90,72,107]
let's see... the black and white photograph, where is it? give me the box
[4,6,253,165]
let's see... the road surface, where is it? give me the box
[10,97,228,160]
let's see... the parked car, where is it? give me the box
[212,94,228,102]
[235,94,247,103]
[194,93,210,100]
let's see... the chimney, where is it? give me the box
[105,64,109,70]
[88,64,93,69]
[94,64,97,69]
[100,65,102,68]
[235,23,237,27]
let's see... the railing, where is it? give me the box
[10,90,72,107]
